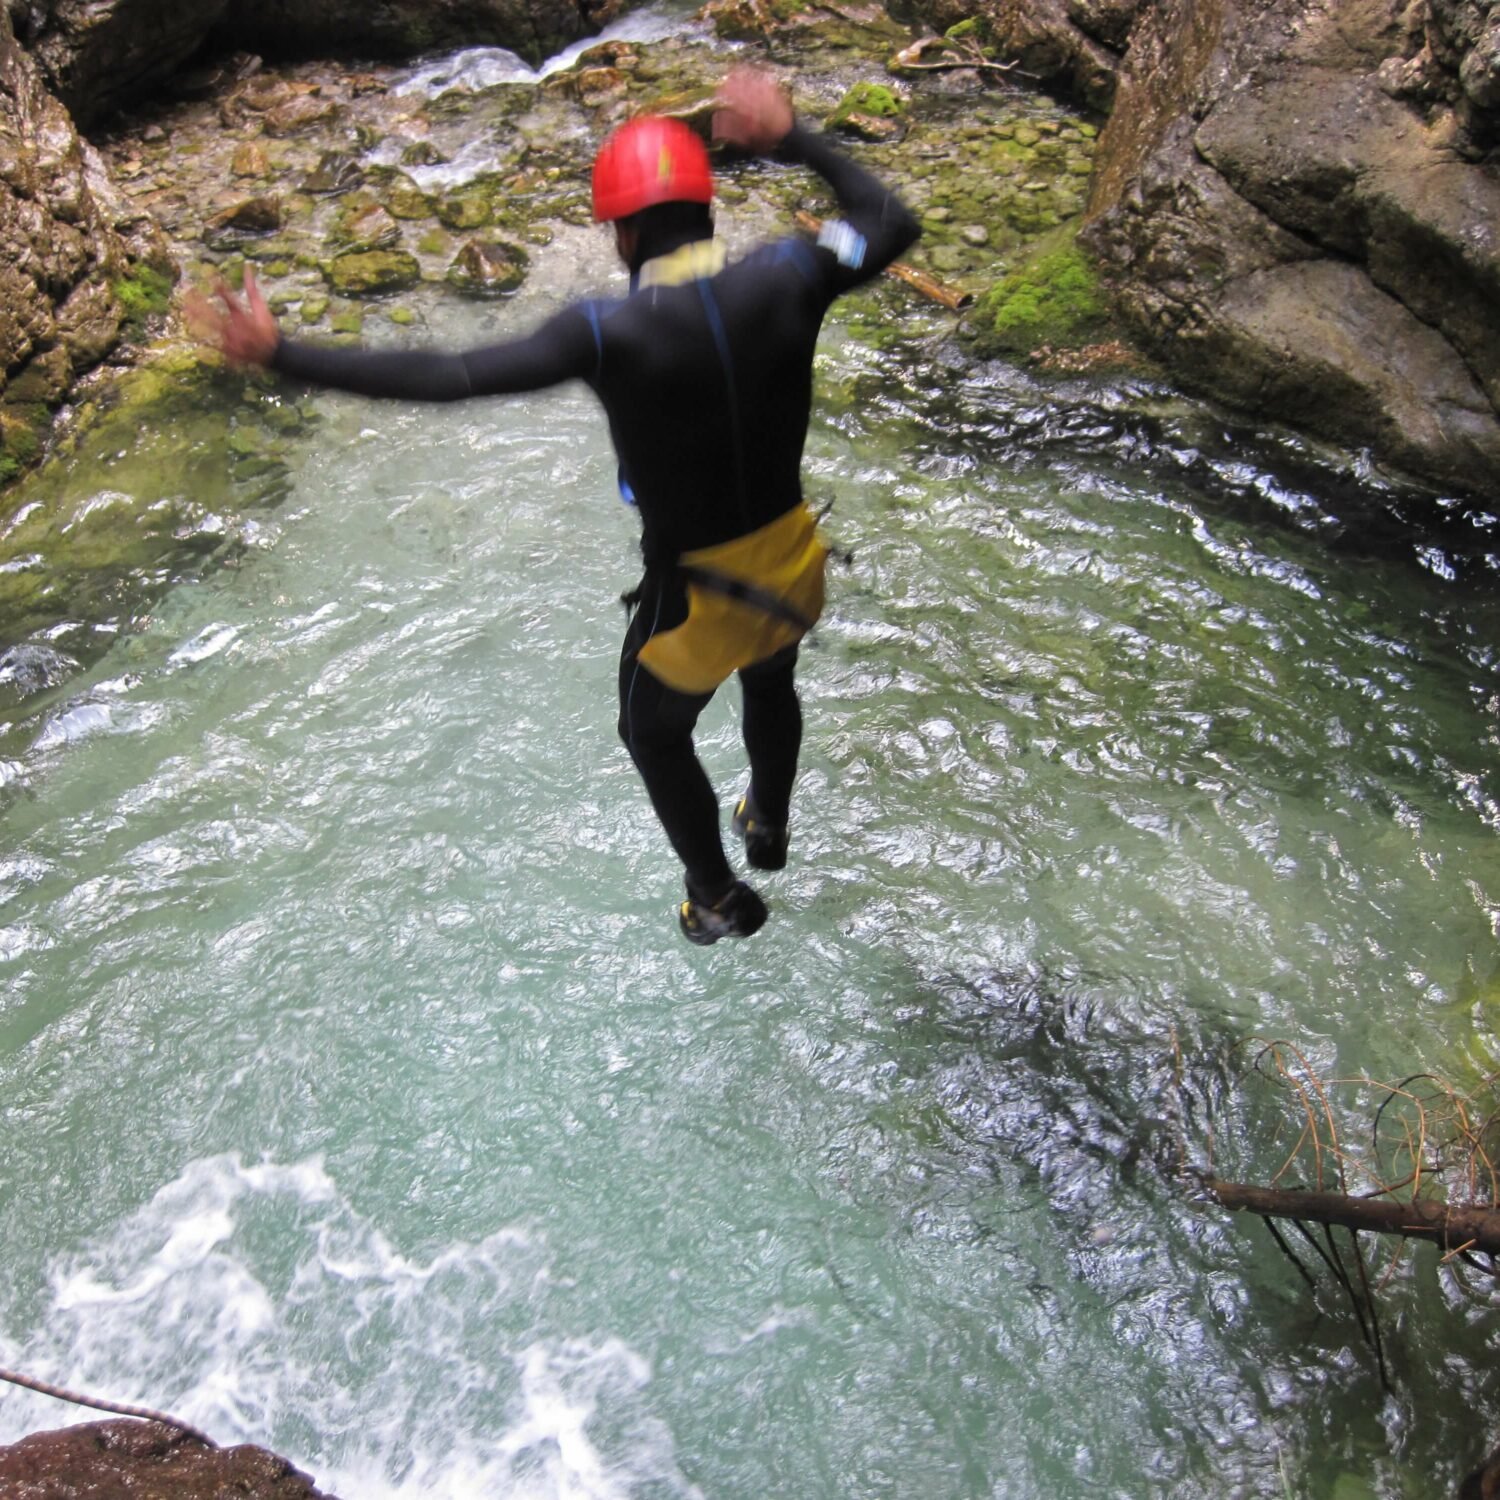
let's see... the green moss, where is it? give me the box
[973,242,1109,354]
[827,81,904,127]
[112,265,175,331]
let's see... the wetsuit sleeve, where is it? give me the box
[269,303,601,401]
[778,122,921,295]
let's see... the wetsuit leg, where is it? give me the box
[618,582,735,903]
[738,643,801,828]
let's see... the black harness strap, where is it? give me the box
[678,564,816,633]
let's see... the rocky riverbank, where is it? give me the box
[1,0,1122,704]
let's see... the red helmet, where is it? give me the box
[592,115,714,222]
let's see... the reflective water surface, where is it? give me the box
[1,267,1497,1499]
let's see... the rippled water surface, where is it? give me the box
[1,268,1497,1498]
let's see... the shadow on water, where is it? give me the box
[0,362,313,725]
[852,333,1500,592]
[876,960,1498,1496]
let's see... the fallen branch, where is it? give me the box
[793,211,974,309]
[1205,1178,1500,1257]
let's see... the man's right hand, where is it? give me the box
[183,267,280,367]
[712,67,794,155]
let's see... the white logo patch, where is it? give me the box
[817,219,868,270]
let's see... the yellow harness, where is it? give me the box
[637,503,829,694]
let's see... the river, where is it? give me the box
[1,53,1499,1500]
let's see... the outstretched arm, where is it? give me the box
[186,269,598,401]
[713,67,921,290]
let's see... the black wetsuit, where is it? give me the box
[271,123,919,901]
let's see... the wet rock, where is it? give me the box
[236,75,295,112]
[0,4,138,448]
[0,1420,343,1500]
[899,0,1144,111]
[208,196,286,235]
[446,237,529,296]
[643,86,719,134]
[826,81,909,141]
[20,1,233,129]
[436,189,492,231]
[401,140,448,167]
[264,93,341,135]
[5,344,72,404]
[700,0,795,45]
[232,141,271,178]
[55,276,124,370]
[301,150,363,194]
[1083,0,1500,496]
[332,199,401,251]
[383,173,433,220]
[325,248,421,295]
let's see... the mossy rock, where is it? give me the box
[827,82,906,127]
[436,190,492,231]
[971,241,1110,356]
[301,150,363,195]
[446,239,529,297]
[401,141,448,168]
[384,175,433,220]
[643,87,718,134]
[332,199,402,252]
[324,250,422,296]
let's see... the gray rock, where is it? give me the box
[1084,0,1500,496]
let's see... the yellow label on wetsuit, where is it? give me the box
[638,503,828,694]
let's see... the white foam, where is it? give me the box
[0,1154,695,1499]
[389,5,708,99]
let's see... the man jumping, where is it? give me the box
[192,68,919,944]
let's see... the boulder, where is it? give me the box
[0,1419,343,1500]
[1083,0,1500,496]
[11,0,231,129]
[0,1,168,464]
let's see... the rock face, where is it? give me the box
[899,0,1149,111]
[11,0,231,129]
[14,0,605,129]
[0,3,167,470]
[0,1419,343,1500]
[208,0,600,72]
[1083,0,1500,495]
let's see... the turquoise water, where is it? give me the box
[0,271,1497,1498]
